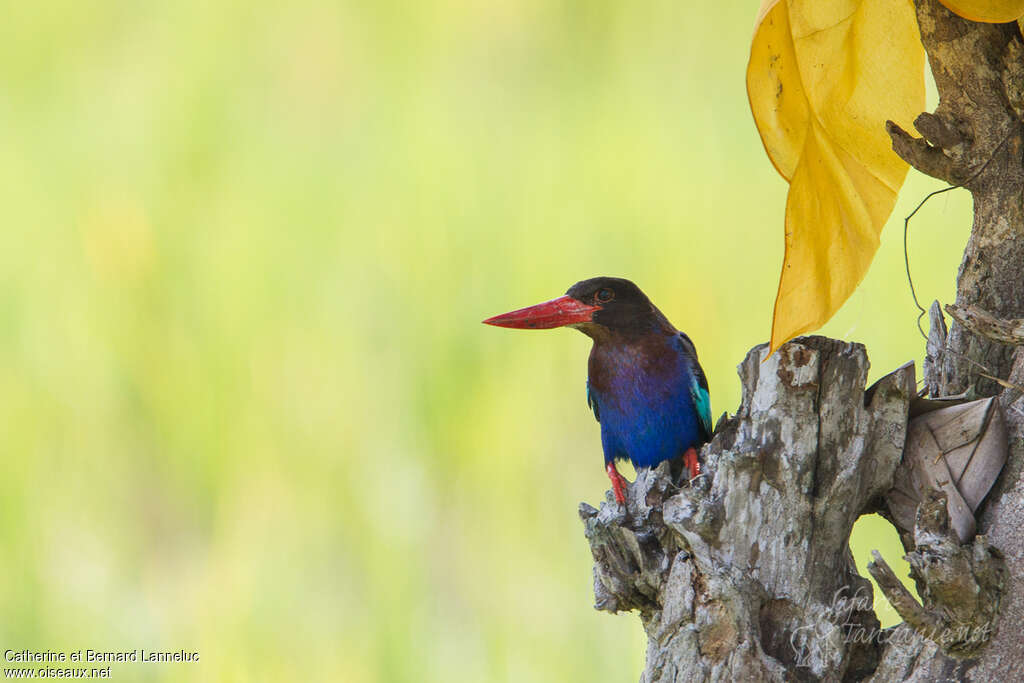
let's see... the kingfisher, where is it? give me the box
[483,277,712,504]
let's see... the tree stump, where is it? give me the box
[580,336,1017,681]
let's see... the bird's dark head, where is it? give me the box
[483,276,666,338]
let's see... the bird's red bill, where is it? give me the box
[483,295,600,329]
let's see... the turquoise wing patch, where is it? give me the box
[676,332,712,441]
[691,377,712,441]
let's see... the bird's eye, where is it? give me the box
[596,288,614,303]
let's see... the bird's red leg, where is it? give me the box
[683,447,700,480]
[605,462,628,504]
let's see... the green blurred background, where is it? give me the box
[0,1,971,681]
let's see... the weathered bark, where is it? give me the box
[881,0,1024,679]
[868,489,1005,660]
[887,0,1024,398]
[945,303,1024,348]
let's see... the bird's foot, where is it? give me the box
[683,447,700,481]
[605,462,628,505]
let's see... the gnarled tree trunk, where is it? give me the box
[582,1,1024,679]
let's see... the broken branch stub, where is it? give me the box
[868,489,1006,659]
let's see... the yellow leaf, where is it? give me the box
[937,0,1024,22]
[748,0,925,351]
